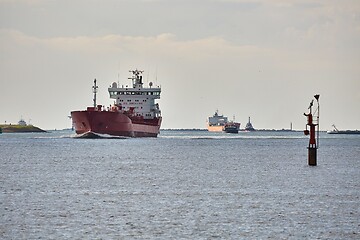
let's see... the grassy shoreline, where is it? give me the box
[0,124,46,133]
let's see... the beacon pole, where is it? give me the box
[303,94,320,166]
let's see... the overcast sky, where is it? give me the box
[1,0,359,130]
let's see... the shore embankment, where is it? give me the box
[0,124,46,133]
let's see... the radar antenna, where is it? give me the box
[129,69,144,79]
[128,69,144,87]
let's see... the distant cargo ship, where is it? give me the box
[207,111,240,133]
[71,69,162,137]
[327,125,360,135]
[207,110,227,132]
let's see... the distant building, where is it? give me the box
[18,119,27,126]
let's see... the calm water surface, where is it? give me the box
[1,130,359,239]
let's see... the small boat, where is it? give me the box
[327,124,360,134]
[244,117,255,131]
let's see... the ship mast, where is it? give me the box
[92,79,98,107]
[128,69,144,87]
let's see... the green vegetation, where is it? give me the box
[0,124,46,133]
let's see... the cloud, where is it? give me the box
[0,29,271,61]
[0,0,42,4]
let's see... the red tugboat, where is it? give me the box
[71,69,162,137]
[224,116,240,133]
[224,122,240,133]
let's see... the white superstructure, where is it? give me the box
[208,110,228,126]
[108,69,161,119]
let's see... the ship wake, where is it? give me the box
[74,131,127,139]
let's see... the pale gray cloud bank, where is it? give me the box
[0,0,359,130]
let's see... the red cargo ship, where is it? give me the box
[71,69,162,137]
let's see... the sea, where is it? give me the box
[0,130,359,239]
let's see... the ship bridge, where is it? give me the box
[208,110,228,126]
[108,70,161,119]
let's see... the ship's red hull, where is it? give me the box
[71,110,162,137]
